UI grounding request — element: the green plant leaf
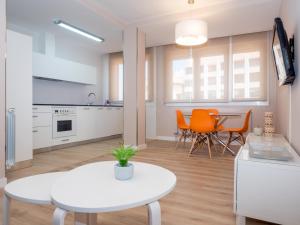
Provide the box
[112,145,136,167]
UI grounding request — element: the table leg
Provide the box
[211,133,236,156]
[147,201,161,225]
[3,193,11,225]
[236,215,246,225]
[53,208,68,225]
[74,213,97,225]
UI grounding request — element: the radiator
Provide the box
[6,108,15,169]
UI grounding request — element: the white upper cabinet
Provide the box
[32,52,97,85]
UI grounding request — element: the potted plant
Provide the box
[113,145,136,180]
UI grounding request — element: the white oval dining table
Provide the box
[51,161,177,225]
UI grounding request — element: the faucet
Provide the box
[87,92,96,105]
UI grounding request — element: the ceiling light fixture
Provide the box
[53,20,104,43]
[175,0,208,46]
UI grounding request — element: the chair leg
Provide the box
[207,135,212,159]
[189,136,197,156]
[175,133,183,149]
[223,132,232,155]
[183,131,187,147]
[240,133,245,145]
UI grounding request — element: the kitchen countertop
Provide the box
[33,104,123,107]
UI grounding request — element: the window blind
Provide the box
[109,48,154,102]
[109,52,123,102]
[231,32,268,101]
[163,31,269,103]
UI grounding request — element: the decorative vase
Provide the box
[114,163,134,180]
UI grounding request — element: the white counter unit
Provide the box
[234,133,300,225]
[33,106,123,149]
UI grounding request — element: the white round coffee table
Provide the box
[51,161,176,225]
[3,172,65,225]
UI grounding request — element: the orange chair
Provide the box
[175,110,190,149]
[189,109,216,159]
[222,110,252,154]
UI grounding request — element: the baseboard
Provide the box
[154,136,177,141]
[152,134,240,145]
[6,159,33,172]
[137,144,147,150]
[0,177,7,188]
[34,134,123,154]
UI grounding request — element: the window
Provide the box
[164,32,269,103]
[109,48,154,102]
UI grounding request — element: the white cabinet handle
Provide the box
[83,107,90,110]
[32,107,38,110]
[32,130,38,133]
[32,115,38,118]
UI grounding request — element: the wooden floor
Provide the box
[0,138,273,225]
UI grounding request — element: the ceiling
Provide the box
[7,0,282,55]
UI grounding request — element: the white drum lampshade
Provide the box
[175,19,208,46]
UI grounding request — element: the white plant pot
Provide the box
[114,163,134,180]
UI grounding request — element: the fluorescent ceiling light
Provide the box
[54,20,104,43]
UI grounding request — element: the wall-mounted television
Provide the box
[272,17,295,86]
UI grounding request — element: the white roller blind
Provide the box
[163,31,269,103]
[109,52,123,102]
[109,48,154,102]
[231,32,268,101]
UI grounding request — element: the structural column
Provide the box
[123,26,146,149]
[0,0,7,187]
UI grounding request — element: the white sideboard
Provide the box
[234,133,300,225]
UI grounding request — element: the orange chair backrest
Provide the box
[176,110,188,129]
[190,109,215,133]
[241,110,252,133]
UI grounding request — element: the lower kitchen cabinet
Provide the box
[53,136,77,146]
[77,107,97,141]
[77,106,123,141]
[33,106,123,149]
[32,126,52,149]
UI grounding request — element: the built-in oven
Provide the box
[52,107,77,139]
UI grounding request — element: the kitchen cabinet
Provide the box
[33,105,123,149]
[6,30,33,163]
[78,106,123,141]
[33,52,97,85]
[32,126,52,149]
[32,106,52,149]
[77,107,97,141]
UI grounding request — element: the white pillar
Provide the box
[0,0,7,187]
[123,26,146,149]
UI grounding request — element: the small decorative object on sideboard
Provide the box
[113,145,136,180]
[253,127,263,136]
[264,112,275,137]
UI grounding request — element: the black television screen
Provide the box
[272,17,295,86]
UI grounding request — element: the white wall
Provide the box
[277,0,300,153]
